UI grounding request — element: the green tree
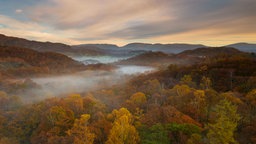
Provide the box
[139,123,201,144]
[207,99,241,144]
[139,124,169,144]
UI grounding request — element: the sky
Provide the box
[0,0,255,46]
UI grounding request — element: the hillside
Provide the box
[177,47,246,57]
[0,34,106,56]
[117,47,243,66]
[131,54,256,92]
[0,46,85,77]
[0,34,72,52]
[0,41,255,144]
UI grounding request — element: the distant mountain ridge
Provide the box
[226,43,256,53]
[78,44,119,50]
[1,33,256,56]
[121,43,206,54]
[75,42,207,54]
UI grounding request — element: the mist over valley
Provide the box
[0,0,256,142]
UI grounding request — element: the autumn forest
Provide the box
[2,0,256,143]
[0,33,255,144]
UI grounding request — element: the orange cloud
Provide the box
[0,0,255,46]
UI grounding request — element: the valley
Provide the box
[0,34,256,144]
[0,1,255,143]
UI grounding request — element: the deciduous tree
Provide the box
[67,114,95,144]
[207,99,240,144]
[106,108,140,144]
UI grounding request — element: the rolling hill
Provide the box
[0,46,85,77]
[116,47,249,67]
[177,47,246,57]
[0,34,107,56]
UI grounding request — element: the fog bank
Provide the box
[21,65,155,103]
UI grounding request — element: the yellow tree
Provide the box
[172,84,192,97]
[0,91,8,110]
[130,92,147,105]
[125,92,147,112]
[187,133,203,144]
[106,108,140,144]
[64,94,84,117]
[168,84,194,111]
[0,137,19,144]
[47,106,75,135]
[180,75,196,88]
[67,114,95,144]
[207,99,240,144]
[200,76,212,90]
[245,89,256,120]
[192,90,206,121]
[143,79,162,97]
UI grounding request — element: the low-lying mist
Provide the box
[116,65,155,75]
[72,55,132,65]
[21,65,156,103]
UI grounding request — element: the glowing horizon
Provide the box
[0,0,256,46]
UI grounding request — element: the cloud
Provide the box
[0,15,81,44]
[30,0,167,28]
[106,0,256,39]
[26,0,256,42]
[28,0,173,39]
[15,9,23,14]
[1,0,256,46]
